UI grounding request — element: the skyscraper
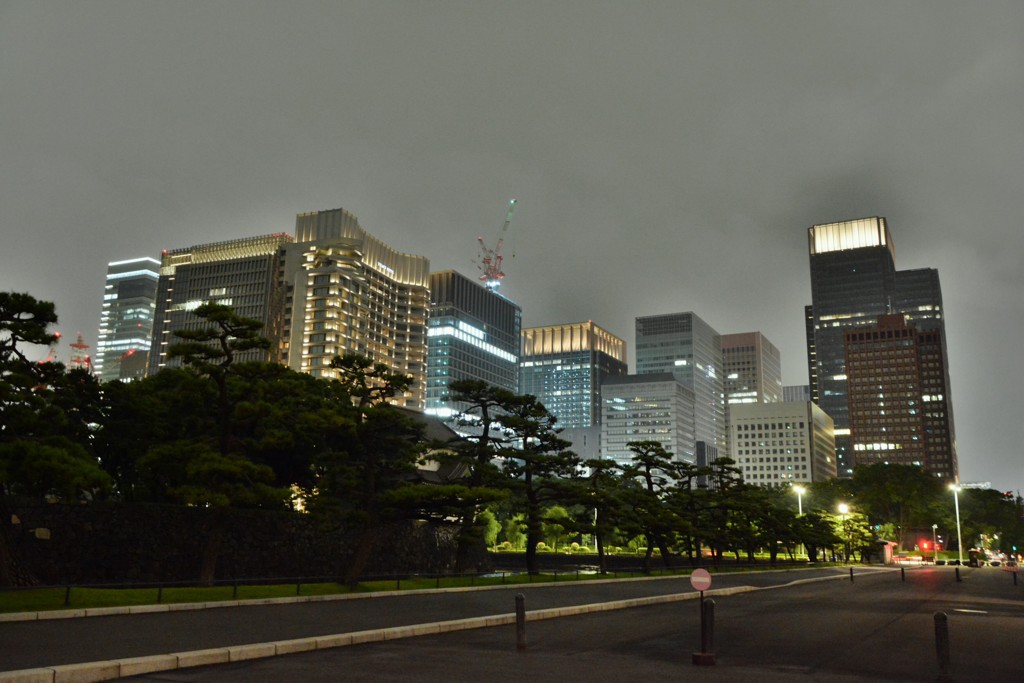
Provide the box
[520,321,627,430]
[600,373,696,468]
[147,235,292,376]
[282,208,430,410]
[95,257,159,383]
[806,217,949,477]
[729,401,836,486]
[721,331,782,406]
[844,314,957,480]
[635,312,725,452]
[425,270,521,418]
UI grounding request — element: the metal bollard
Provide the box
[64,585,71,607]
[157,584,163,603]
[934,612,951,681]
[232,582,238,599]
[850,567,854,582]
[692,598,716,665]
[955,567,961,583]
[515,593,527,652]
[901,567,906,582]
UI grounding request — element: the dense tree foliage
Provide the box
[5,293,1023,585]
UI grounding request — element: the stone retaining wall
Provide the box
[8,499,465,584]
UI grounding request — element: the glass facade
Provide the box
[634,312,725,452]
[148,235,292,376]
[600,373,696,468]
[426,270,521,417]
[806,217,952,478]
[721,331,782,405]
[95,257,159,383]
[520,321,627,429]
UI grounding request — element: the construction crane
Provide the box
[37,331,62,365]
[68,332,94,374]
[477,199,517,290]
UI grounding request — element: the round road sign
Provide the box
[690,568,712,591]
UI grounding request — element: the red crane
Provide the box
[477,199,517,290]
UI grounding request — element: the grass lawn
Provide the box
[0,559,834,615]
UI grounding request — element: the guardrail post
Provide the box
[934,612,951,681]
[692,598,716,665]
[515,593,527,652]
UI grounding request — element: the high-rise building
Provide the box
[282,208,430,410]
[635,312,725,452]
[147,235,292,376]
[729,401,836,485]
[425,270,521,418]
[806,217,948,477]
[600,373,696,468]
[520,321,627,430]
[783,385,811,403]
[95,257,160,383]
[721,332,782,406]
[844,314,957,480]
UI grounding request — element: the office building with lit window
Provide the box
[844,314,957,481]
[722,331,782,406]
[281,207,430,410]
[425,270,521,418]
[806,217,949,477]
[148,234,292,376]
[635,312,725,453]
[520,321,627,432]
[730,401,836,486]
[600,373,696,468]
[95,257,159,383]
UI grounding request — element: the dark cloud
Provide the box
[2,1,1021,492]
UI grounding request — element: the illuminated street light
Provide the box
[793,485,806,516]
[932,524,938,564]
[838,503,850,563]
[949,484,963,566]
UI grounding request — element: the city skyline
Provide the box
[1,2,1021,492]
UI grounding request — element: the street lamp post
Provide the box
[949,484,963,566]
[793,485,806,560]
[932,524,938,564]
[838,503,850,563]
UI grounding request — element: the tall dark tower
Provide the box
[806,217,952,479]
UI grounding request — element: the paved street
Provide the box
[1,567,855,672]
[119,566,1023,683]
[2,565,1021,682]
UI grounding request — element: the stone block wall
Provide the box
[8,499,465,585]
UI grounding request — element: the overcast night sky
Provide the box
[1,2,1021,493]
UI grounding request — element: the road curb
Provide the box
[0,568,873,682]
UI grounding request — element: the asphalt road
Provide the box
[118,565,1023,683]
[1,566,855,672]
